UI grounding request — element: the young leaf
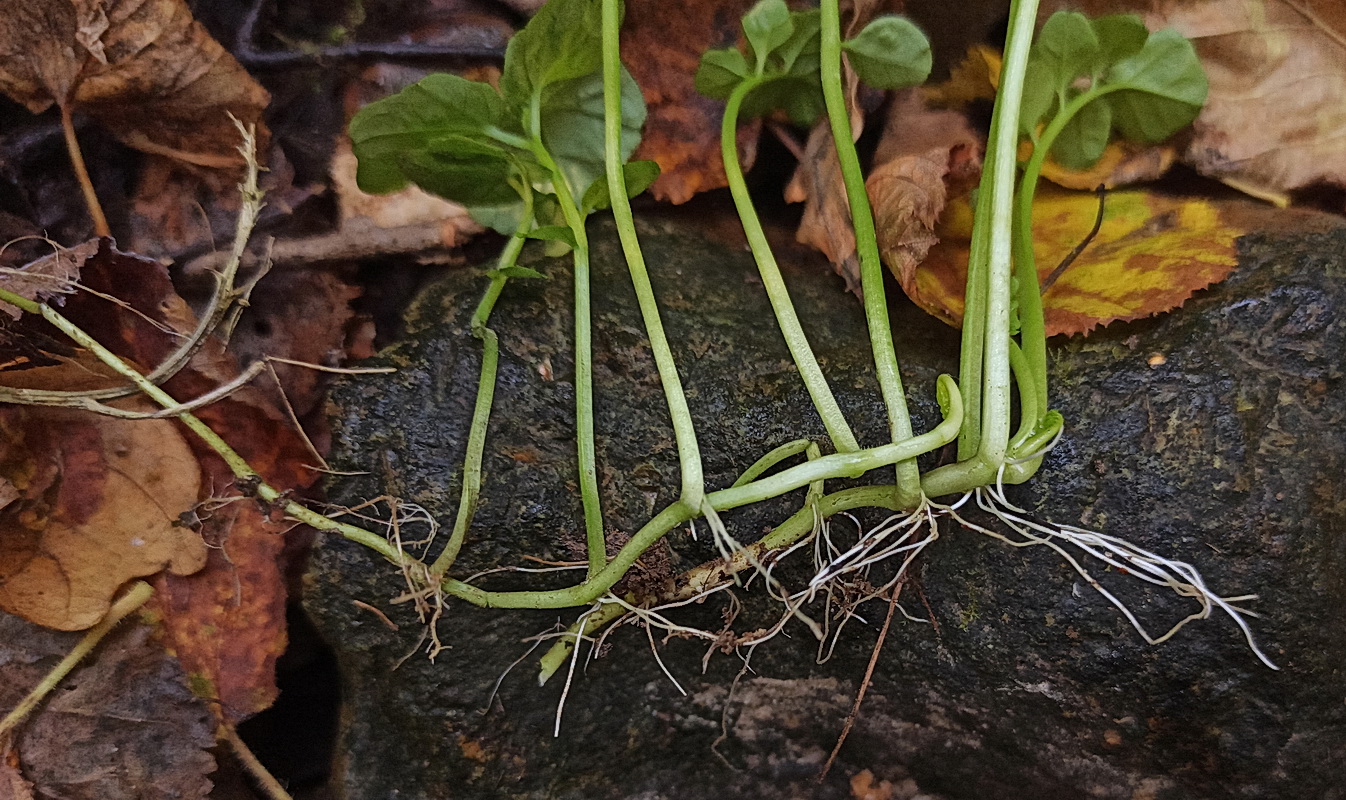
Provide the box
[525,225,579,248]
[500,0,605,120]
[740,75,825,126]
[774,9,821,75]
[1091,15,1148,65]
[742,0,793,72]
[539,68,646,201]
[1034,11,1102,90]
[1105,28,1207,143]
[842,16,932,91]
[349,74,506,194]
[695,48,751,99]
[1020,58,1057,135]
[488,265,549,280]
[1051,98,1111,170]
[396,135,521,207]
[581,160,662,212]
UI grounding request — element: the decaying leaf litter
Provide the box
[1,0,1344,797]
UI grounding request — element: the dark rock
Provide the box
[308,212,1346,800]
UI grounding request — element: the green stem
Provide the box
[531,141,607,577]
[974,0,1041,473]
[440,375,961,610]
[601,0,704,514]
[818,0,922,507]
[429,202,533,578]
[720,78,860,454]
[1012,85,1118,422]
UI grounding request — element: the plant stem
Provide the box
[531,141,607,577]
[440,375,961,611]
[60,104,110,238]
[0,581,153,738]
[429,201,533,578]
[720,79,860,454]
[818,0,922,508]
[1011,85,1119,426]
[601,0,704,514]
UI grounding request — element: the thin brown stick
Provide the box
[60,105,109,238]
[818,581,902,782]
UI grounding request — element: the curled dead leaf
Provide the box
[0,0,270,168]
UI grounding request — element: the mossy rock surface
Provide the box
[309,213,1346,800]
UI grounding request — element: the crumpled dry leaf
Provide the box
[0,0,270,168]
[0,240,95,321]
[905,184,1241,335]
[0,613,216,799]
[786,0,916,289]
[0,406,205,630]
[1042,0,1346,204]
[624,0,761,203]
[867,90,982,293]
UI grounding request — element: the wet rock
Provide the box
[308,213,1346,800]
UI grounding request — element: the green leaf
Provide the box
[740,74,825,125]
[1050,96,1111,169]
[469,203,527,235]
[1033,11,1101,91]
[581,160,661,212]
[1091,14,1148,65]
[349,74,506,194]
[695,48,751,99]
[742,0,793,71]
[396,137,521,208]
[842,16,931,90]
[1020,57,1057,135]
[538,67,647,202]
[1104,28,1207,143]
[488,265,548,280]
[525,225,579,248]
[500,0,606,118]
[775,9,820,74]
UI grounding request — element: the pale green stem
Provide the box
[440,375,961,610]
[818,0,922,507]
[720,78,861,454]
[429,204,533,578]
[601,0,704,513]
[531,141,607,577]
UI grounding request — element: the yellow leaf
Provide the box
[896,185,1241,336]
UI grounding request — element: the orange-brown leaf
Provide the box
[0,0,270,168]
[623,0,760,204]
[901,185,1242,336]
[0,405,205,630]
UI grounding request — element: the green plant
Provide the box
[0,0,1273,739]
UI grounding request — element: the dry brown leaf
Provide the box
[0,614,216,799]
[1042,0,1346,203]
[1,235,315,719]
[866,90,982,295]
[0,406,206,630]
[0,240,95,321]
[0,0,270,168]
[624,0,761,204]
[786,1,915,288]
